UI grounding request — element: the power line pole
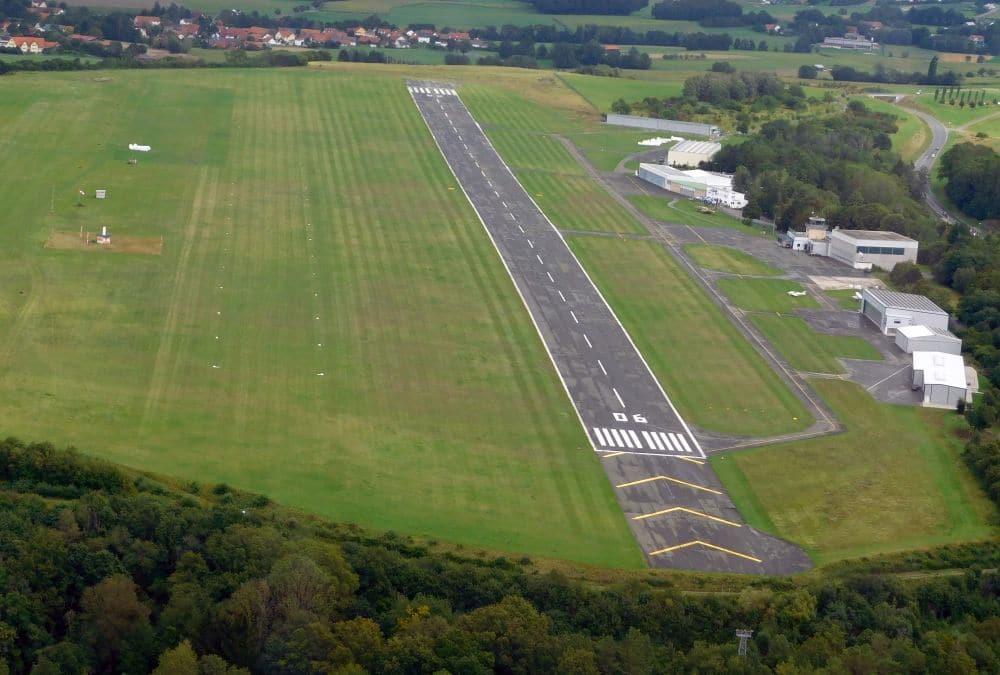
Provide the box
[736,629,753,657]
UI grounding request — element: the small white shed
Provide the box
[895,325,962,355]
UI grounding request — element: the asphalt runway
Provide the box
[408,82,812,574]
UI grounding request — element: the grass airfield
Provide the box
[0,62,994,568]
[0,67,643,567]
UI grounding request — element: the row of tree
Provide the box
[2,435,1000,674]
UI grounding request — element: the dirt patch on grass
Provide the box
[45,231,163,255]
[938,53,981,63]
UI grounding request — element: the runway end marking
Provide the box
[677,456,705,465]
[600,451,626,458]
[650,540,761,563]
[633,507,740,527]
[616,475,721,494]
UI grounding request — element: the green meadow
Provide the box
[0,67,643,568]
[713,380,996,564]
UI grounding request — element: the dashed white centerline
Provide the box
[570,310,579,323]
[494,190,500,197]
[527,239,534,249]
[557,290,566,302]
[546,272,555,283]
[518,225,525,233]
[501,201,507,208]
[597,359,607,376]
[536,254,544,265]
[612,387,625,408]
[583,333,592,348]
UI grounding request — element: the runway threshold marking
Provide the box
[650,540,762,563]
[633,507,740,527]
[616,475,722,494]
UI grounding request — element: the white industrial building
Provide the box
[895,325,962,355]
[861,288,949,336]
[829,229,918,271]
[606,114,720,138]
[667,140,721,168]
[912,351,975,408]
[636,163,748,209]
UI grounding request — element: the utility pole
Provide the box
[736,629,753,657]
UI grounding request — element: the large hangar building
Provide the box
[636,163,748,209]
[860,288,949,336]
[667,140,721,167]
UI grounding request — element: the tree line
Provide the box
[1,436,1000,674]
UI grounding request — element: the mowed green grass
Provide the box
[712,379,996,564]
[567,238,812,437]
[628,194,755,230]
[0,68,644,568]
[827,288,862,310]
[718,278,820,312]
[482,128,647,234]
[751,315,882,374]
[683,244,781,276]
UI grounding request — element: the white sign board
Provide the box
[95,189,107,199]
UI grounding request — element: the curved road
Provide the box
[903,103,955,224]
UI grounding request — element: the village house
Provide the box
[133,15,161,38]
[10,35,58,53]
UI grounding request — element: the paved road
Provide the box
[408,81,813,574]
[906,104,955,224]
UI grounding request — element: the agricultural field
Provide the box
[567,237,812,437]
[751,315,881,374]
[908,88,1000,127]
[0,67,645,568]
[713,379,997,564]
[718,277,820,313]
[683,244,781,276]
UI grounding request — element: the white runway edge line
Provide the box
[454,90,707,461]
[407,84,607,463]
[407,84,704,460]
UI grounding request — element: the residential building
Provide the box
[10,36,58,53]
[822,34,879,50]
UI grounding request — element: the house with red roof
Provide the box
[10,35,58,53]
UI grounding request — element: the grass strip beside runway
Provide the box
[751,315,882,375]
[567,237,812,437]
[712,379,997,565]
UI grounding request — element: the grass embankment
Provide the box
[0,68,643,568]
[683,244,781,276]
[713,379,997,565]
[567,237,812,437]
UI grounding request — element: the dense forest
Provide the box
[938,143,1000,221]
[705,100,935,239]
[1,436,1000,674]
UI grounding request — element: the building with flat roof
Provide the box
[822,34,878,51]
[606,114,720,139]
[912,351,974,408]
[829,229,918,271]
[895,325,962,355]
[636,163,747,209]
[667,140,721,168]
[861,288,949,336]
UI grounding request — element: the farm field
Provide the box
[718,278,820,313]
[712,379,996,564]
[0,67,645,568]
[751,315,882,374]
[567,237,812,437]
[683,244,781,276]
